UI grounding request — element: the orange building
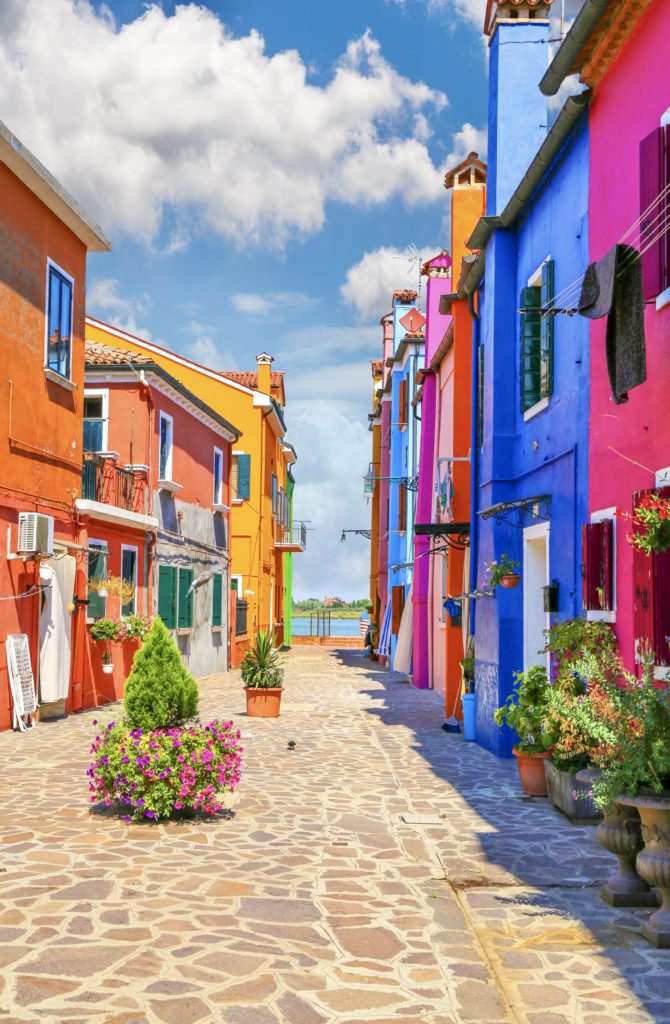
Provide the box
[78,340,240,707]
[0,120,111,731]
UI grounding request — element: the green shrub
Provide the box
[124,617,198,731]
[494,665,554,753]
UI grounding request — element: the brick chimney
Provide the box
[256,352,274,396]
[485,0,554,216]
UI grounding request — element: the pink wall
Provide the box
[588,1,670,668]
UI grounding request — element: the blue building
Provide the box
[465,0,591,756]
[386,289,424,667]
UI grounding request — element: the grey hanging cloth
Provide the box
[578,242,646,404]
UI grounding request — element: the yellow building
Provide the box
[85,318,305,662]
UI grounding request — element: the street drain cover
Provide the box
[401,814,444,825]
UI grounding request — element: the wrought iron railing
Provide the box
[276,522,307,549]
[81,456,137,512]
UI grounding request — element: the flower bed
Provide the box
[88,719,243,821]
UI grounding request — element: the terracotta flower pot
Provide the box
[620,791,670,947]
[499,574,520,589]
[513,749,548,796]
[245,687,282,718]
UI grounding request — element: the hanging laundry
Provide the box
[578,242,646,404]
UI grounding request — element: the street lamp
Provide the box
[340,529,372,542]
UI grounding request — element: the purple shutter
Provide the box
[633,489,655,663]
[582,522,603,611]
[640,128,664,301]
[652,485,670,665]
[601,518,614,612]
[663,125,670,294]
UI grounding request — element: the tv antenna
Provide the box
[393,243,424,310]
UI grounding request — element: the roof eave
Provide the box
[540,0,610,96]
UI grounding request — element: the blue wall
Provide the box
[474,113,590,757]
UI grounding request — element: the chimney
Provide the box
[484,0,554,216]
[444,152,487,282]
[256,352,274,396]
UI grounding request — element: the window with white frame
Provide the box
[159,412,173,480]
[87,540,108,620]
[213,447,223,505]
[121,546,138,616]
[45,261,74,380]
[83,390,108,452]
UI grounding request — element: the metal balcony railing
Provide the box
[82,455,139,513]
[275,522,307,550]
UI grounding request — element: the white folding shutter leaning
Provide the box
[6,634,38,731]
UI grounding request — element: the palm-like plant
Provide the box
[241,631,285,689]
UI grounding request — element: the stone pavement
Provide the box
[0,647,669,1024]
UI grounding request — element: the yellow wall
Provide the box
[84,318,291,642]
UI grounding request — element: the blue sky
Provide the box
[1,0,491,599]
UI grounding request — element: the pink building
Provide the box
[542,2,670,672]
[376,313,394,663]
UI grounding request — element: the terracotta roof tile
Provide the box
[85,340,153,366]
[393,289,418,305]
[484,0,554,36]
[220,370,284,391]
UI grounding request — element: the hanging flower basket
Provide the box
[486,555,521,592]
[627,493,670,555]
[499,574,521,589]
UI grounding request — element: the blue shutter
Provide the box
[237,454,251,501]
[212,573,223,628]
[158,565,177,629]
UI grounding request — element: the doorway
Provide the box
[523,522,550,673]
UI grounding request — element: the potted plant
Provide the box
[241,631,285,718]
[368,623,379,661]
[89,618,120,673]
[626,492,670,555]
[486,554,521,591]
[494,665,552,795]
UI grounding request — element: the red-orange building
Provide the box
[0,119,111,731]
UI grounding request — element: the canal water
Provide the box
[291,616,367,638]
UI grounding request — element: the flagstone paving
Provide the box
[0,646,669,1024]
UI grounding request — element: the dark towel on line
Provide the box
[578,242,646,404]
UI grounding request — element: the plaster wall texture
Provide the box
[586,1,670,669]
[377,397,391,626]
[475,95,590,756]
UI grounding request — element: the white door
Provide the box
[523,523,550,673]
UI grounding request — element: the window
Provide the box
[121,546,138,616]
[391,585,405,634]
[87,541,107,620]
[45,262,73,379]
[83,391,108,452]
[213,447,223,505]
[271,473,278,516]
[640,124,670,302]
[582,518,614,614]
[159,413,173,480]
[520,259,554,414]
[178,568,194,629]
[212,572,223,628]
[158,564,193,630]
[399,378,409,428]
[633,486,670,668]
[398,484,407,533]
[232,453,251,501]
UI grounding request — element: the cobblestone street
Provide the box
[1,647,669,1024]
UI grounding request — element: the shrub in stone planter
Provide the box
[88,720,243,821]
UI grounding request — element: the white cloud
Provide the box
[87,277,153,339]
[389,0,486,29]
[340,244,441,323]
[230,292,320,318]
[181,335,238,371]
[0,2,448,248]
[278,325,379,368]
[445,121,487,168]
[289,399,372,601]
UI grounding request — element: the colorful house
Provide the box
[540,0,670,676]
[374,314,394,664]
[84,320,304,662]
[80,339,240,701]
[0,120,111,730]
[368,359,384,625]
[467,0,591,756]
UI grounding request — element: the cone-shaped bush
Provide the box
[124,617,198,731]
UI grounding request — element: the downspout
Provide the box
[468,290,480,637]
[142,380,155,619]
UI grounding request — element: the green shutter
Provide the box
[237,454,251,501]
[540,259,554,399]
[178,568,193,628]
[520,286,542,412]
[158,565,177,629]
[87,546,107,619]
[212,572,223,628]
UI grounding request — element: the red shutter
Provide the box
[652,485,670,665]
[601,518,614,612]
[391,585,405,634]
[582,522,600,610]
[633,489,655,661]
[639,127,664,301]
[582,521,613,611]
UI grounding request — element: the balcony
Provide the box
[77,454,157,530]
[274,521,307,552]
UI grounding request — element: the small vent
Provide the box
[17,513,54,556]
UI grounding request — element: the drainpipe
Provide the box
[468,290,480,636]
[540,0,609,96]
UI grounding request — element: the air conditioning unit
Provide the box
[17,513,55,556]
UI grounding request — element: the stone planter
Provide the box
[577,770,657,908]
[513,749,548,797]
[620,791,670,948]
[245,687,283,718]
[545,760,602,822]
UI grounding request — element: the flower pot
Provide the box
[513,749,548,796]
[462,692,476,742]
[621,791,670,947]
[577,771,657,909]
[102,663,114,675]
[245,687,282,718]
[545,761,601,822]
[499,574,520,589]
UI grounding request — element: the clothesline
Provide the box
[0,583,52,602]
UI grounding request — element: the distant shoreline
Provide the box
[291,609,370,620]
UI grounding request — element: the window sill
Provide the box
[232,498,244,505]
[586,609,616,624]
[213,503,231,515]
[655,285,670,311]
[523,396,550,422]
[44,367,76,391]
[176,627,191,636]
[211,625,223,633]
[158,479,183,495]
[654,665,670,681]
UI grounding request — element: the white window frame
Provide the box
[231,450,245,504]
[231,574,243,594]
[86,538,108,623]
[585,507,617,624]
[213,446,224,505]
[44,258,76,389]
[523,257,552,422]
[120,544,139,615]
[159,411,174,481]
[83,388,109,452]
